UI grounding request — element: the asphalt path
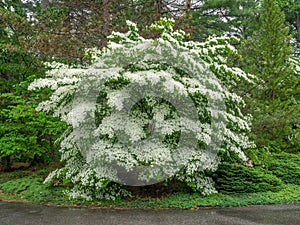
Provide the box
[0,201,299,225]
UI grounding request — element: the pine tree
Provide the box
[240,0,299,151]
[179,0,258,40]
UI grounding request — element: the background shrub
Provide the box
[264,152,300,185]
[213,163,283,193]
[245,148,300,185]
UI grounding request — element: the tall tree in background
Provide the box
[28,0,170,59]
[31,0,116,60]
[178,0,257,41]
[239,0,299,151]
[0,0,39,92]
[277,0,300,43]
[0,1,66,170]
[33,0,258,59]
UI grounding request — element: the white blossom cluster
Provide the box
[31,18,255,200]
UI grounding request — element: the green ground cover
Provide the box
[1,153,299,209]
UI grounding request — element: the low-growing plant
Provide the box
[213,163,283,193]
[0,175,66,203]
[0,169,299,208]
[245,148,300,185]
[264,152,300,185]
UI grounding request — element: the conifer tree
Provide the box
[240,0,299,151]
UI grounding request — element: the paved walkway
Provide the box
[0,201,299,225]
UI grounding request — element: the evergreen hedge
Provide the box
[214,163,283,193]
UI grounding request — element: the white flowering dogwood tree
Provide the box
[29,18,255,200]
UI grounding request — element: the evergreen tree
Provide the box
[179,0,258,41]
[239,0,299,151]
[276,0,300,43]
[0,1,66,170]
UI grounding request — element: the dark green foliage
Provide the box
[276,0,300,42]
[0,1,67,170]
[0,1,41,92]
[266,154,300,185]
[182,0,258,41]
[237,0,299,152]
[150,184,300,208]
[213,163,283,193]
[0,50,39,93]
[246,149,300,185]
[0,51,66,170]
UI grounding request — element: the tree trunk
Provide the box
[1,156,11,172]
[296,13,300,41]
[101,0,110,48]
[48,134,56,161]
[186,0,191,12]
[156,0,163,18]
